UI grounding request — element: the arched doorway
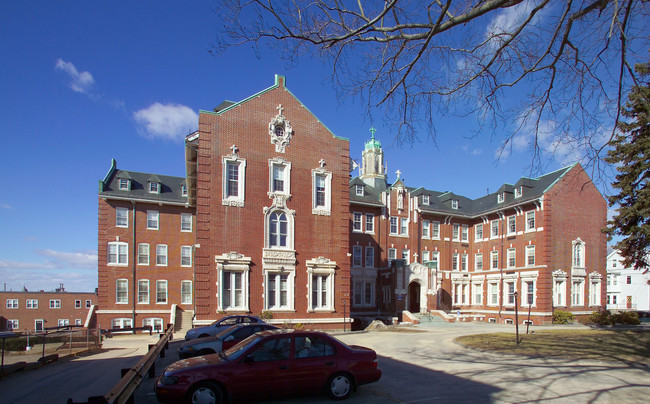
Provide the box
[408,282,421,313]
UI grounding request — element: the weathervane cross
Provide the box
[369,127,376,138]
[396,169,401,179]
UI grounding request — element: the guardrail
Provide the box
[68,323,173,404]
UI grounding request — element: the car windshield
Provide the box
[214,326,236,339]
[222,334,263,361]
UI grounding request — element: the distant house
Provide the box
[606,250,650,312]
[0,287,97,332]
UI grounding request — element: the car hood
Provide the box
[165,353,226,373]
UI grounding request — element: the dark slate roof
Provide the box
[349,177,384,206]
[99,160,188,205]
[350,164,575,217]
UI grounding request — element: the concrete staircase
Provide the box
[174,309,194,334]
[415,312,449,327]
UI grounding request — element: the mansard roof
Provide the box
[350,163,577,217]
[99,159,188,205]
[349,177,385,206]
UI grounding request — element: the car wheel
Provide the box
[187,381,224,404]
[327,373,353,400]
[196,348,216,356]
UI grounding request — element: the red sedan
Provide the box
[156,329,381,403]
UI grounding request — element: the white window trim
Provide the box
[138,279,150,304]
[452,223,460,241]
[389,217,398,235]
[264,207,295,250]
[26,299,38,309]
[461,224,469,242]
[475,223,483,241]
[216,253,251,312]
[148,181,160,194]
[472,282,483,306]
[525,245,536,267]
[400,218,408,236]
[356,184,364,196]
[507,215,516,235]
[365,213,374,234]
[116,207,129,228]
[552,270,567,306]
[521,274,538,307]
[118,178,131,191]
[107,241,128,266]
[504,280,517,307]
[181,245,192,267]
[490,250,499,270]
[388,248,397,264]
[353,277,376,308]
[352,245,363,267]
[156,280,168,304]
[138,243,150,266]
[365,246,375,268]
[352,212,363,233]
[264,269,295,311]
[306,257,336,313]
[156,244,168,267]
[268,157,292,196]
[515,186,522,198]
[571,278,585,306]
[116,279,128,304]
[431,221,440,240]
[507,248,516,269]
[475,253,483,271]
[181,280,193,305]
[147,210,159,230]
[488,282,500,306]
[222,154,247,207]
[422,220,430,239]
[181,213,192,232]
[490,220,499,239]
[312,168,332,216]
[525,211,536,232]
[49,299,61,309]
[6,299,18,309]
[422,195,430,205]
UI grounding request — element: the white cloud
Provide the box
[0,249,97,271]
[133,103,198,141]
[1,203,13,209]
[55,59,94,94]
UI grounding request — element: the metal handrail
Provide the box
[102,324,173,404]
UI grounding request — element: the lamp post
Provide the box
[513,291,520,345]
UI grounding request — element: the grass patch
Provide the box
[455,329,650,364]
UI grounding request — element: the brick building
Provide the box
[97,75,607,330]
[1,288,97,332]
[350,134,607,325]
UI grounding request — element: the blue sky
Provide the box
[0,1,619,292]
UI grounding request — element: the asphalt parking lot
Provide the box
[131,322,650,404]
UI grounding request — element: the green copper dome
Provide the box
[365,127,382,150]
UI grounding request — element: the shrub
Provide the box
[259,310,273,320]
[613,311,641,325]
[589,309,612,325]
[553,310,574,324]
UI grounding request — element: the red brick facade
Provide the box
[1,290,97,332]
[96,75,607,330]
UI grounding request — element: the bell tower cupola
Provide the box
[360,127,387,188]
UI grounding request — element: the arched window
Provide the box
[572,239,585,268]
[269,212,288,248]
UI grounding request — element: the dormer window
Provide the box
[514,186,522,198]
[181,185,188,197]
[149,182,160,194]
[497,193,505,203]
[355,185,364,196]
[422,195,429,205]
[118,178,131,191]
[451,200,458,209]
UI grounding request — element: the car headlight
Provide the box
[160,374,179,386]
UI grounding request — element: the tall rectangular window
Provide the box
[138,280,149,304]
[475,253,483,271]
[473,284,483,305]
[554,280,566,306]
[353,212,362,232]
[491,251,499,270]
[147,210,159,230]
[365,214,374,233]
[489,283,499,305]
[452,253,459,271]
[352,245,362,267]
[181,213,192,232]
[491,220,499,237]
[507,248,516,268]
[314,174,326,207]
[422,250,430,263]
[116,279,128,304]
[311,274,330,310]
[365,247,375,268]
[430,251,439,270]
[506,282,516,305]
[272,165,286,193]
[475,223,483,240]
[432,221,440,239]
[181,246,192,267]
[526,245,535,266]
[526,211,535,231]
[267,273,288,309]
[223,271,243,309]
[156,244,168,266]
[572,280,583,306]
[227,162,239,197]
[390,217,398,234]
[388,248,397,264]
[461,254,468,271]
[452,224,460,241]
[181,281,192,304]
[508,215,516,235]
[422,220,430,238]
[524,281,535,305]
[402,249,410,265]
[138,244,149,265]
[400,218,408,235]
[461,225,468,242]
[156,280,168,304]
[116,208,128,227]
